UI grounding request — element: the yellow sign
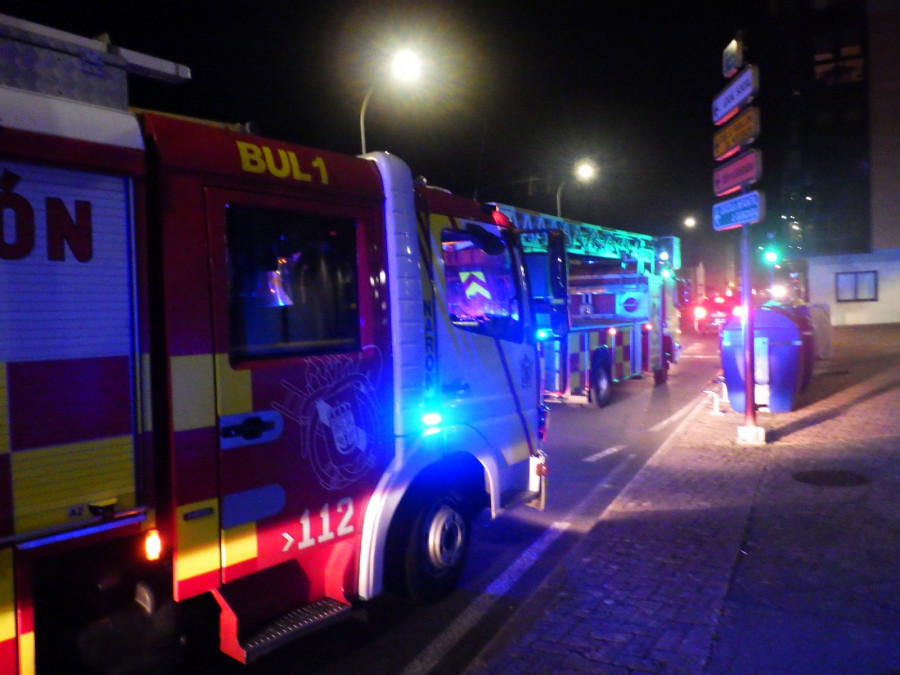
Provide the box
[713,107,760,160]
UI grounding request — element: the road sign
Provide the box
[713,106,760,160]
[712,190,765,231]
[722,38,743,78]
[713,149,762,196]
[712,65,759,125]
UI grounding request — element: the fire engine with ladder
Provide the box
[494,204,682,406]
[0,15,558,673]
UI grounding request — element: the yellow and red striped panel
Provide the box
[0,357,137,538]
[168,352,258,600]
[168,354,220,600]
[0,548,33,675]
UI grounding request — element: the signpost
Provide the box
[712,64,759,125]
[712,190,765,230]
[713,106,760,160]
[722,36,743,77]
[713,150,762,196]
[711,35,766,445]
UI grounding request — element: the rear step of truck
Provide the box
[212,565,352,664]
[240,598,351,663]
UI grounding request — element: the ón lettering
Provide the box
[0,170,92,262]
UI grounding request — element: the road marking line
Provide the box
[404,393,708,674]
[649,398,699,432]
[584,444,626,462]
[401,522,571,675]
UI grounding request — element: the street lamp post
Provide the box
[556,160,597,218]
[360,49,422,155]
[359,86,376,155]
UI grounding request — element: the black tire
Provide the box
[590,362,612,408]
[388,488,470,603]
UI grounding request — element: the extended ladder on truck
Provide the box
[493,203,682,407]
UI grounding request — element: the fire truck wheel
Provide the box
[591,364,612,408]
[388,488,470,603]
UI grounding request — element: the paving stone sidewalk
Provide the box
[466,325,900,674]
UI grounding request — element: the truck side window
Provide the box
[442,227,523,342]
[226,204,360,362]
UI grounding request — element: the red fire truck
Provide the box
[495,204,682,406]
[0,15,555,673]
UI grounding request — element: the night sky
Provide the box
[1,1,775,281]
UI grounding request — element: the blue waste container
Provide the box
[720,306,805,413]
[767,301,816,391]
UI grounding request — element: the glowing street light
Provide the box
[390,49,422,82]
[360,49,422,155]
[556,159,597,218]
[684,216,697,229]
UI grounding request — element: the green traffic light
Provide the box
[764,249,779,264]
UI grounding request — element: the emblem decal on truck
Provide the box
[275,349,384,491]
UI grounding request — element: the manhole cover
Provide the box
[793,469,871,487]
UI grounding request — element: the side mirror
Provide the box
[547,229,569,337]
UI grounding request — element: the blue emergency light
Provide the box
[422,411,442,427]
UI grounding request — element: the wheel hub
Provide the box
[426,505,465,570]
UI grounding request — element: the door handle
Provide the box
[221,416,275,440]
[219,410,284,450]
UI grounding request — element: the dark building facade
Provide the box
[753,0,871,259]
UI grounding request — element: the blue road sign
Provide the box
[712,190,765,231]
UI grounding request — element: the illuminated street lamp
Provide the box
[684,216,697,229]
[360,49,422,155]
[556,160,597,218]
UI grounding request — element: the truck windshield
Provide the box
[441,227,523,342]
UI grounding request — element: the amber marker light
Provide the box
[144,529,162,561]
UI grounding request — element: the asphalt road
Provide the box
[183,334,721,675]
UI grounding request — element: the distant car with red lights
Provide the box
[691,295,741,334]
